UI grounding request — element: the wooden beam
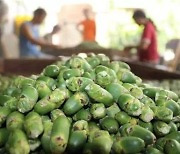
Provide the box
[1,53,180,80]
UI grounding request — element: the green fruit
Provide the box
[24,112,43,139]
[165,131,180,143]
[73,108,91,121]
[154,106,173,122]
[126,125,156,145]
[6,111,24,130]
[112,136,145,154]
[90,103,106,119]
[106,103,120,118]
[88,130,113,154]
[63,92,89,116]
[5,129,30,154]
[138,120,153,132]
[44,64,60,78]
[67,130,87,153]
[50,115,70,153]
[66,77,93,92]
[0,128,9,147]
[115,111,131,125]
[155,137,167,151]
[117,93,142,116]
[106,83,128,102]
[85,83,113,107]
[100,117,119,134]
[164,139,180,154]
[145,147,163,154]
[153,121,171,137]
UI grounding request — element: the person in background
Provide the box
[44,25,61,43]
[0,0,8,57]
[124,10,159,64]
[19,8,60,58]
[77,8,96,42]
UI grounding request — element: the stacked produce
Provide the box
[0,53,180,154]
[0,75,15,94]
[145,80,180,97]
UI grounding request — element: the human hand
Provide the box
[122,46,134,57]
[124,46,133,52]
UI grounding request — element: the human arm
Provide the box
[138,38,151,50]
[21,23,60,49]
[124,23,153,52]
[124,42,149,52]
[138,23,153,51]
[124,45,138,51]
[124,38,151,51]
[76,21,84,34]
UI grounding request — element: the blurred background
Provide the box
[0,0,180,70]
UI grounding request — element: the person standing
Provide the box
[0,0,8,57]
[19,8,59,58]
[125,10,159,64]
[77,8,96,42]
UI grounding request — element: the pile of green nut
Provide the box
[0,75,15,94]
[0,53,180,154]
[145,80,180,97]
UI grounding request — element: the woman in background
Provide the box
[125,10,159,64]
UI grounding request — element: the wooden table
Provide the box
[0,58,57,76]
[43,47,122,59]
[115,57,180,80]
[0,56,180,80]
